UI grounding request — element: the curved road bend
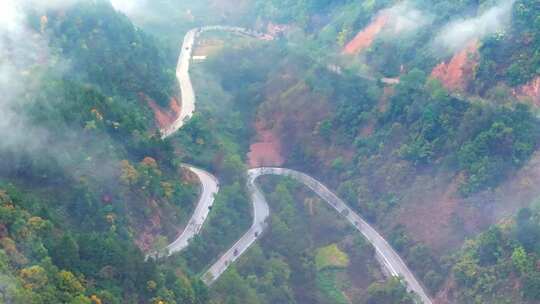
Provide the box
[160,25,431,304]
[146,164,219,259]
[201,169,271,283]
[161,28,197,138]
[157,26,271,254]
[158,28,221,256]
[166,165,219,255]
[157,26,272,253]
[161,26,271,139]
[203,167,432,304]
[156,27,270,255]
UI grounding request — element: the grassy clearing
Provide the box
[315,243,350,271]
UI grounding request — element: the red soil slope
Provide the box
[142,93,182,129]
[431,40,479,91]
[513,76,540,106]
[247,120,284,168]
[343,14,389,55]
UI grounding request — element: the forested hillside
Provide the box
[0,1,207,303]
[229,0,540,303]
[3,0,540,303]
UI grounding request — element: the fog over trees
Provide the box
[0,1,539,303]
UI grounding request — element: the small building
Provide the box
[192,55,207,61]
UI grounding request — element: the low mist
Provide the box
[432,0,516,55]
[110,0,147,16]
[0,0,119,183]
[0,1,54,152]
[382,1,433,37]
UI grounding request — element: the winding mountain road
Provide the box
[160,28,197,138]
[166,165,219,255]
[202,169,270,283]
[157,26,268,255]
[223,167,431,304]
[161,26,272,139]
[161,26,432,304]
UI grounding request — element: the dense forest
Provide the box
[448,203,540,303]
[234,0,540,303]
[185,0,540,302]
[2,0,540,303]
[210,177,415,304]
[1,2,206,303]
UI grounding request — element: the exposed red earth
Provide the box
[247,120,285,168]
[142,93,182,129]
[343,13,389,55]
[430,40,479,91]
[144,25,433,302]
[513,76,540,106]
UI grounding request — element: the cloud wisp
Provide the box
[110,0,151,18]
[0,1,107,171]
[432,0,516,55]
[381,1,433,37]
[0,1,53,152]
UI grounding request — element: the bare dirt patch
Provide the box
[513,75,540,106]
[247,119,285,168]
[430,40,479,92]
[142,93,182,129]
[254,71,349,171]
[343,14,389,55]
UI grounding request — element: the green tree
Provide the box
[50,234,80,270]
[511,246,532,275]
[366,277,415,304]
